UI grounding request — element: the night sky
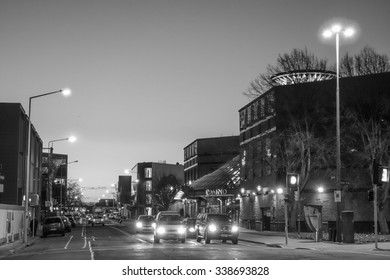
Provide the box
[1,0,389,201]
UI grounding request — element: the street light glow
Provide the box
[277,188,283,194]
[68,136,77,143]
[61,88,72,96]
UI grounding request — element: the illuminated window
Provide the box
[146,181,152,191]
[146,194,152,204]
[145,167,152,178]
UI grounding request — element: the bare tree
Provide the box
[340,46,390,77]
[244,48,331,98]
[153,175,182,211]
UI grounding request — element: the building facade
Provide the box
[238,72,390,232]
[131,162,184,217]
[184,136,240,185]
[0,103,43,243]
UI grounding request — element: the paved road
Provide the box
[2,219,390,260]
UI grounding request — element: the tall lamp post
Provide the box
[323,24,354,243]
[24,88,71,243]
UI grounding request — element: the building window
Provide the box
[145,181,152,191]
[253,101,258,120]
[247,106,252,123]
[146,194,152,204]
[145,168,152,178]
[240,110,247,129]
[260,98,265,118]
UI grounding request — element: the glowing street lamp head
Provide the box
[331,24,342,33]
[277,188,283,194]
[344,28,354,37]
[68,136,77,143]
[61,88,72,96]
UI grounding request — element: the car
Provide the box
[42,216,66,237]
[92,215,105,226]
[60,216,72,232]
[153,211,186,243]
[196,213,239,244]
[136,215,155,233]
[183,218,197,238]
[65,214,76,227]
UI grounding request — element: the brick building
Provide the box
[238,72,390,232]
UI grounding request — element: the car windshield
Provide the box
[45,217,61,224]
[139,216,154,221]
[207,215,231,223]
[159,215,182,222]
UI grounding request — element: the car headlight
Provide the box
[189,227,195,232]
[209,224,217,232]
[178,227,186,234]
[136,222,142,228]
[152,222,156,229]
[157,227,166,234]
[232,225,239,232]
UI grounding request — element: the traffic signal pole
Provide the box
[374,183,378,249]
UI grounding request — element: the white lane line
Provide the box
[88,240,95,260]
[110,225,147,243]
[64,235,74,249]
[82,236,87,249]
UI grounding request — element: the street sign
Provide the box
[334,190,341,202]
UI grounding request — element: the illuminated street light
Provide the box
[277,188,284,194]
[322,21,356,243]
[318,186,325,193]
[24,88,71,243]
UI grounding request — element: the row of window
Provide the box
[184,142,198,160]
[240,117,275,144]
[240,92,275,130]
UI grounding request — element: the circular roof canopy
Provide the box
[271,70,336,86]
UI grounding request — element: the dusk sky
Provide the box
[1,0,389,201]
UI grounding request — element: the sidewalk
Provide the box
[0,233,40,259]
[238,227,390,253]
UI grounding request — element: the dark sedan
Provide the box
[196,213,239,244]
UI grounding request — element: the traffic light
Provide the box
[373,160,389,186]
[367,190,374,201]
[287,173,299,190]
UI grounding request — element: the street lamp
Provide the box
[47,136,77,212]
[322,22,355,243]
[24,88,71,243]
[58,160,79,214]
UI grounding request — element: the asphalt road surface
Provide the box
[2,219,390,260]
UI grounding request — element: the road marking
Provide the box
[110,225,147,243]
[64,235,73,249]
[82,236,87,249]
[88,240,94,260]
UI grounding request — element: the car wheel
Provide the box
[222,239,227,243]
[62,232,65,237]
[180,238,185,243]
[205,230,211,244]
[154,235,160,244]
[92,223,94,227]
[232,237,238,245]
[102,224,105,226]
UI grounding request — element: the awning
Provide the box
[190,155,240,196]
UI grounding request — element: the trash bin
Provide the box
[342,211,354,243]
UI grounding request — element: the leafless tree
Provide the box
[243,48,331,98]
[340,46,390,77]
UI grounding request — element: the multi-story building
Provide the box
[0,103,43,243]
[183,136,240,185]
[41,152,68,214]
[131,161,184,217]
[238,72,390,232]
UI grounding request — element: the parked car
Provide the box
[136,215,155,233]
[42,216,66,237]
[196,213,239,244]
[92,215,105,226]
[65,214,76,227]
[61,216,72,232]
[153,211,186,243]
[183,218,197,238]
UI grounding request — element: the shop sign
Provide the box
[205,188,228,196]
